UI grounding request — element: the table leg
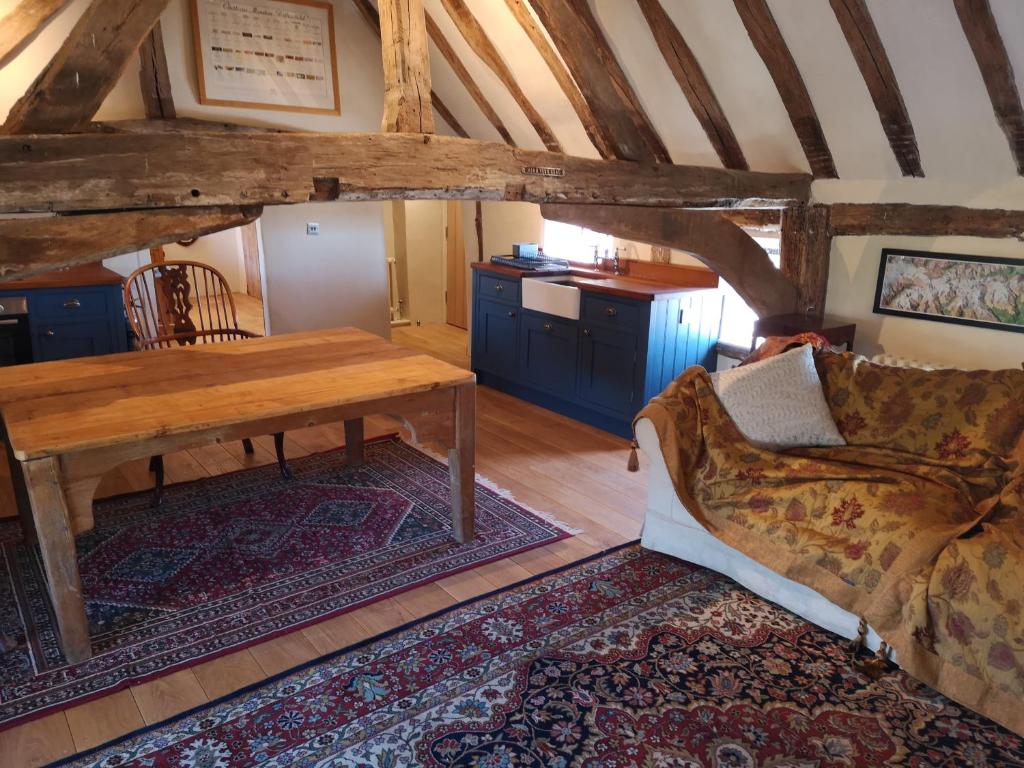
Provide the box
[3,439,36,545]
[22,457,92,664]
[344,418,364,466]
[448,383,475,543]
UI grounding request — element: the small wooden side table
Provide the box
[751,313,857,353]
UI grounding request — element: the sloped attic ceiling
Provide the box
[419,0,1023,183]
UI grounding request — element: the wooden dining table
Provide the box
[0,327,476,663]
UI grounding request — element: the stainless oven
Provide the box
[0,297,32,366]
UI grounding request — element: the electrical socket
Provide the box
[306,222,320,236]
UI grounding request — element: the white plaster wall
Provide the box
[163,228,246,294]
[825,236,1024,370]
[260,202,390,339]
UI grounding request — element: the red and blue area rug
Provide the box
[52,544,1024,767]
[0,437,573,732]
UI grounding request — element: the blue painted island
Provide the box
[470,262,722,438]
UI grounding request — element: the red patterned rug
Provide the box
[0,437,573,732]
[52,544,1024,767]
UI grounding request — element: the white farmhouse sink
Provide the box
[521,276,584,319]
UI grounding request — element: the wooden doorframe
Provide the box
[445,200,468,329]
[240,220,263,300]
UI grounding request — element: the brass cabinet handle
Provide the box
[64,298,81,309]
[605,306,617,317]
[583,328,591,337]
[495,284,504,293]
[506,310,515,318]
[45,329,55,337]
[543,322,553,332]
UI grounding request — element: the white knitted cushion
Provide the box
[710,345,846,450]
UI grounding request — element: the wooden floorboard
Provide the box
[1,322,645,766]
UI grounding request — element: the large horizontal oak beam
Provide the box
[541,203,799,317]
[0,131,810,213]
[0,206,262,282]
[830,203,1024,240]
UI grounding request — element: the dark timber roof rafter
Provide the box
[733,0,838,178]
[2,0,170,134]
[528,0,670,163]
[424,12,514,145]
[439,0,561,152]
[953,0,1024,175]
[138,21,176,120]
[829,0,922,177]
[502,0,613,159]
[635,0,748,171]
[0,0,73,70]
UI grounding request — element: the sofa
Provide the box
[635,348,1024,735]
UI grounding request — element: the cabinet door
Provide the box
[472,298,519,379]
[578,325,639,416]
[519,313,578,398]
[33,320,113,362]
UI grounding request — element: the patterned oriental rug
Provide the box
[53,545,1024,768]
[0,437,573,732]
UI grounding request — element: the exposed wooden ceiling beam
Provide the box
[138,20,175,120]
[954,0,1024,175]
[529,0,670,163]
[635,0,747,171]
[829,0,921,177]
[0,131,811,214]
[378,0,434,133]
[830,203,1024,239]
[2,0,170,134]
[541,203,799,317]
[733,0,837,178]
[0,0,73,70]
[716,208,780,231]
[424,12,514,145]
[88,117,290,134]
[351,0,467,137]
[501,0,612,158]
[0,206,262,282]
[439,0,560,152]
[780,204,832,317]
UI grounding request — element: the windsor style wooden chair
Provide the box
[123,261,290,505]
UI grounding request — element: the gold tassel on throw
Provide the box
[627,439,639,472]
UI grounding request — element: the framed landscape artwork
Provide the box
[191,0,340,115]
[873,248,1024,334]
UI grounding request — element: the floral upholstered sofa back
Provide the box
[816,353,1024,500]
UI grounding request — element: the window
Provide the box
[541,219,613,264]
[717,235,781,349]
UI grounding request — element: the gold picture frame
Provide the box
[191,0,341,115]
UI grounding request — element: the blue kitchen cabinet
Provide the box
[578,324,639,417]
[519,312,578,399]
[0,268,129,364]
[473,297,519,379]
[471,267,721,438]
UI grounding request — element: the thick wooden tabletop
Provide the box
[1,328,475,461]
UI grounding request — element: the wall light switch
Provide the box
[306,222,320,236]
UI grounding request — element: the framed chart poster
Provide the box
[191,0,341,115]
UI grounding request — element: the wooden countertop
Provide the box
[471,261,717,301]
[0,263,124,291]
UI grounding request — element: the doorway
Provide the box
[445,200,468,329]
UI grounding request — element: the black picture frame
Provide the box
[873,248,1024,334]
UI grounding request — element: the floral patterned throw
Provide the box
[636,349,1024,735]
